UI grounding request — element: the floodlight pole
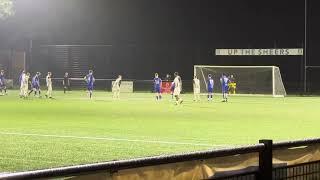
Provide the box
[304,0,308,93]
[28,39,33,71]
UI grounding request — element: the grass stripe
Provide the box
[0,132,231,148]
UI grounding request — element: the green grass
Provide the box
[0,90,319,172]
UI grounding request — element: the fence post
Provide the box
[258,139,273,180]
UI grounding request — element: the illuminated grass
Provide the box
[0,90,319,172]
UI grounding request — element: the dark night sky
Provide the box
[0,0,319,92]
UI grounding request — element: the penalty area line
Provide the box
[0,132,231,148]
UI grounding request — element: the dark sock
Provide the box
[159,95,162,99]
[156,96,158,100]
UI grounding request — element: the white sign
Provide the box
[215,48,304,56]
[112,81,133,93]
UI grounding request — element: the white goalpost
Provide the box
[194,65,287,97]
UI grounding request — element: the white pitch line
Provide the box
[0,132,231,147]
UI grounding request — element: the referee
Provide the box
[63,72,71,93]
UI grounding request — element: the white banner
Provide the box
[112,81,133,93]
[215,48,303,56]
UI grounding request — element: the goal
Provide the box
[194,65,286,97]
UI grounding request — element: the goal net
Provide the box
[194,65,286,97]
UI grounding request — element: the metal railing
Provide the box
[273,160,320,180]
[0,144,264,180]
[1,138,320,180]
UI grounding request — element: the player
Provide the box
[0,70,7,95]
[112,75,122,99]
[170,81,175,99]
[220,73,230,102]
[63,72,70,94]
[193,75,200,101]
[22,72,31,98]
[84,70,95,99]
[19,70,26,97]
[173,72,183,105]
[29,72,41,97]
[228,74,236,94]
[45,72,53,98]
[207,74,214,101]
[153,73,162,100]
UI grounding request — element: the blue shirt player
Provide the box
[0,70,7,95]
[154,73,162,100]
[84,70,95,99]
[220,74,229,102]
[170,81,175,99]
[207,74,214,101]
[29,72,41,97]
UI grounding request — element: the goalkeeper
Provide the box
[228,74,236,94]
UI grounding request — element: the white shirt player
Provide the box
[46,75,52,87]
[193,78,200,89]
[113,75,122,99]
[19,73,26,97]
[193,78,200,93]
[21,73,26,88]
[113,77,121,90]
[173,76,181,96]
[193,77,201,101]
[46,73,53,98]
[22,74,30,97]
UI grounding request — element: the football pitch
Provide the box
[0,90,319,172]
